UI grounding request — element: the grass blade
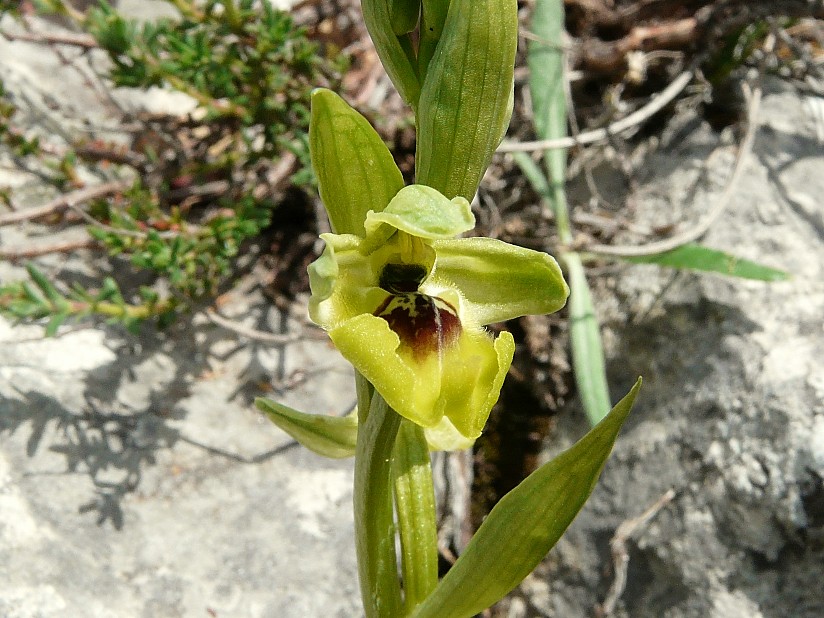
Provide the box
[612,243,790,281]
[566,252,611,425]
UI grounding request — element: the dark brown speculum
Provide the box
[374,290,461,359]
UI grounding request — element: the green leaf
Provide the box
[392,419,438,612]
[361,0,421,106]
[388,0,420,35]
[309,89,405,236]
[511,151,550,198]
[355,393,403,618]
[566,252,611,425]
[255,398,358,459]
[528,0,565,143]
[25,263,62,305]
[528,0,572,243]
[412,379,641,618]
[415,0,517,201]
[45,312,69,337]
[614,243,791,281]
[418,0,450,77]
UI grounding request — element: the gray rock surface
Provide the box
[1,7,360,618]
[508,80,824,618]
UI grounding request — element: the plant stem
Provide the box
[392,419,439,612]
[354,388,403,618]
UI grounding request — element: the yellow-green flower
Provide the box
[308,185,568,449]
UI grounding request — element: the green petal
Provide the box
[308,233,387,330]
[431,237,569,325]
[310,89,404,235]
[415,0,517,200]
[365,185,475,241]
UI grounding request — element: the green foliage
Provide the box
[0,0,346,333]
[0,264,176,334]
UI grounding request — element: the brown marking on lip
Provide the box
[374,293,461,359]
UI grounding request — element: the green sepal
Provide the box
[361,0,422,107]
[415,0,517,200]
[309,89,404,236]
[411,379,642,618]
[431,237,569,326]
[255,398,358,459]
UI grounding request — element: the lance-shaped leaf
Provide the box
[411,379,642,618]
[255,398,357,459]
[613,243,791,281]
[566,252,611,425]
[392,419,438,611]
[529,0,573,244]
[355,393,403,618]
[309,89,404,236]
[361,0,421,106]
[415,0,517,201]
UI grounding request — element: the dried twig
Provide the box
[498,70,694,153]
[587,82,762,257]
[205,308,302,345]
[0,237,97,260]
[0,180,130,226]
[0,29,97,49]
[596,489,676,617]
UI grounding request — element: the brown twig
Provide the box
[596,489,676,617]
[587,82,762,257]
[0,29,97,49]
[0,180,131,226]
[205,308,302,345]
[0,237,98,260]
[497,70,694,153]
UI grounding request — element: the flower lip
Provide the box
[374,292,462,360]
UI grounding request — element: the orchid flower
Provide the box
[308,184,567,448]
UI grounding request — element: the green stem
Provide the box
[354,388,403,618]
[392,419,438,613]
[82,299,174,319]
